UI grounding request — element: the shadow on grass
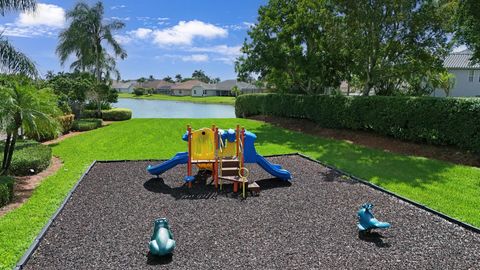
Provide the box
[358,231,391,248]
[250,123,456,189]
[146,252,173,265]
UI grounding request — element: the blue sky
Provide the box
[0,0,267,80]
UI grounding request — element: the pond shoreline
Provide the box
[114,98,236,118]
[117,93,235,105]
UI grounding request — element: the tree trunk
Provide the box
[1,132,12,174]
[4,130,18,174]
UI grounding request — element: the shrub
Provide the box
[81,109,101,119]
[0,176,14,207]
[133,88,144,96]
[58,114,75,134]
[236,93,480,151]
[0,140,52,176]
[101,108,132,121]
[72,118,103,131]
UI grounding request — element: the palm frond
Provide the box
[0,36,38,77]
[0,0,36,15]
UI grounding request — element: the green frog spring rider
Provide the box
[149,218,176,256]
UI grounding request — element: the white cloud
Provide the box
[1,3,65,38]
[17,3,65,28]
[111,5,126,10]
[181,54,209,62]
[129,28,153,39]
[188,45,242,64]
[109,16,131,21]
[114,34,133,45]
[152,20,227,46]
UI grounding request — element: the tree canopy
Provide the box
[456,0,480,63]
[56,1,127,82]
[237,0,456,96]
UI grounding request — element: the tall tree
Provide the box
[0,76,60,175]
[236,0,346,94]
[56,1,127,82]
[456,0,480,63]
[163,76,174,83]
[0,0,38,77]
[175,74,182,82]
[337,0,455,95]
[192,69,211,83]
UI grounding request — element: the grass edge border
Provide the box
[14,153,480,269]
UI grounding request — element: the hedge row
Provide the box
[81,108,132,121]
[101,108,132,121]
[235,93,480,151]
[72,119,103,131]
[0,140,52,176]
[0,176,14,207]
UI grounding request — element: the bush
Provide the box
[101,108,132,121]
[0,176,14,207]
[133,88,144,96]
[81,109,101,119]
[0,140,52,176]
[236,93,480,151]
[58,114,75,134]
[72,118,103,131]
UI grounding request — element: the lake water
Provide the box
[114,98,236,118]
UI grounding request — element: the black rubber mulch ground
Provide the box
[23,155,480,269]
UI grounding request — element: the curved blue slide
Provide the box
[147,152,188,176]
[255,154,291,181]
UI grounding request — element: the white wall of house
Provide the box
[115,86,134,93]
[433,69,480,97]
[172,89,190,96]
[191,86,206,97]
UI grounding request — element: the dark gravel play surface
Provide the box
[23,155,480,269]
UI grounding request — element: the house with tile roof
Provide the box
[139,80,174,94]
[171,80,207,96]
[111,81,137,93]
[433,49,480,97]
[214,80,262,96]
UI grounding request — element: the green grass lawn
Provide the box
[118,93,236,105]
[1,118,479,269]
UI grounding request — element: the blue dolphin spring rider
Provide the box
[149,218,176,256]
[357,203,391,232]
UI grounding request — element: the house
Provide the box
[111,81,137,93]
[433,49,480,97]
[214,80,262,96]
[139,80,174,95]
[171,80,207,96]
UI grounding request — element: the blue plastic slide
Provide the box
[147,152,188,176]
[255,154,291,181]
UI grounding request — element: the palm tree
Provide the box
[56,1,127,83]
[0,0,38,77]
[0,78,60,175]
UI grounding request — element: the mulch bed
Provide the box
[22,155,480,269]
[251,115,480,167]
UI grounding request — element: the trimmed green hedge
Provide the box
[236,93,480,151]
[102,108,132,121]
[0,140,52,176]
[0,176,14,207]
[82,108,132,121]
[72,118,103,131]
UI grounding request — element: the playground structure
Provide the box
[147,125,291,197]
[357,203,391,233]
